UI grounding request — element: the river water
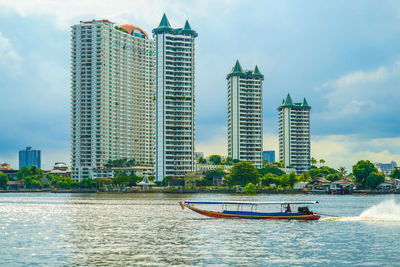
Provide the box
[1,193,400,266]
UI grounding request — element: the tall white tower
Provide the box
[278,94,311,174]
[71,20,155,180]
[227,60,264,168]
[153,14,198,182]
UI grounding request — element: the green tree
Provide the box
[30,166,44,177]
[260,173,279,187]
[338,166,347,178]
[366,172,385,189]
[198,157,207,164]
[243,183,257,194]
[258,166,285,176]
[203,168,225,186]
[310,157,317,166]
[226,162,261,187]
[390,168,400,180]
[80,179,97,188]
[0,173,8,189]
[287,172,298,189]
[209,155,222,165]
[225,157,234,165]
[319,159,326,166]
[353,160,377,187]
[16,166,32,179]
[326,173,341,182]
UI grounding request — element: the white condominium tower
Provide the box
[71,20,155,180]
[227,60,264,168]
[153,14,197,182]
[278,94,311,174]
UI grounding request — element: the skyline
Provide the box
[1,0,400,170]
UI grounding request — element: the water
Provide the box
[1,193,400,266]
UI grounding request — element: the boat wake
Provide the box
[322,199,400,222]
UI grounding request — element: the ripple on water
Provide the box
[0,193,400,266]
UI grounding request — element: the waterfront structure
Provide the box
[71,20,155,181]
[89,166,154,180]
[19,146,41,169]
[0,163,12,170]
[278,94,311,174]
[263,151,275,164]
[153,14,198,182]
[374,161,397,176]
[227,60,263,168]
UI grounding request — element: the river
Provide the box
[1,193,400,266]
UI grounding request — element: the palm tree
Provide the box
[310,157,317,166]
[338,166,347,178]
[319,159,326,166]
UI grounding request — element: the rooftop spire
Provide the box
[302,97,309,107]
[183,20,192,31]
[253,65,261,75]
[158,13,171,28]
[232,60,243,73]
[284,93,294,106]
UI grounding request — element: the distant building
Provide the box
[0,163,12,170]
[46,162,71,177]
[19,146,41,170]
[278,94,311,174]
[195,152,204,160]
[196,164,233,172]
[263,151,275,164]
[227,60,264,168]
[374,161,397,176]
[153,14,198,182]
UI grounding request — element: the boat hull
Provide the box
[186,205,320,221]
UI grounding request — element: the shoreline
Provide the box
[1,188,400,194]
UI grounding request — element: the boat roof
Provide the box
[184,201,318,205]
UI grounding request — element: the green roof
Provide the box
[278,93,311,110]
[227,61,264,79]
[158,13,171,29]
[153,14,198,37]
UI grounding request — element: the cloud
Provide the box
[0,0,237,30]
[311,135,400,171]
[0,31,20,73]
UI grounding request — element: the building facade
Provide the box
[374,161,397,176]
[71,20,155,181]
[153,14,197,182]
[263,150,275,164]
[278,94,311,174]
[227,60,263,168]
[19,146,41,169]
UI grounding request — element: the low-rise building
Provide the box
[196,164,233,171]
[374,161,397,176]
[0,163,12,170]
[89,166,154,180]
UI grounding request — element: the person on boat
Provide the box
[285,204,291,213]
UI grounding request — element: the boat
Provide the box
[178,200,320,220]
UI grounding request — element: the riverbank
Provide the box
[1,188,400,194]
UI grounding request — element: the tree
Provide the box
[243,183,256,194]
[319,159,326,166]
[203,168,225,186]
[209,155,222,165]
[353,160,377,187]
[225,157,234,165]
[260,173,279,187]
[366,172,385,189]
[310,157,317,166]
[16,166,32,179]
[287,172,298,189]
[104,158,135,168]
[198,157,207,164]
[0,173,8,189]
[338,166,347,178]
[226,162,261,187]
[258,166,285,177]
[390,168,400,180]
[326,173,341,182]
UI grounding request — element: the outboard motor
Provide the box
[298,206,313,215]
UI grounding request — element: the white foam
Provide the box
[323,199,400,222]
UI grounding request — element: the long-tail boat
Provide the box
[178,200,320,221]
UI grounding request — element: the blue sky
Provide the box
[0,0,400,170]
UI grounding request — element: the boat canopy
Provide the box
[184,201,318,205]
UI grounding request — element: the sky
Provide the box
[0,0,400,171]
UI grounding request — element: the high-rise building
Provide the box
[278,94,311,174]
[227,60,264,168]
[71,20,155,180]
[153,14,197,182]
[263,150,275,164]
[19,146,41,169]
